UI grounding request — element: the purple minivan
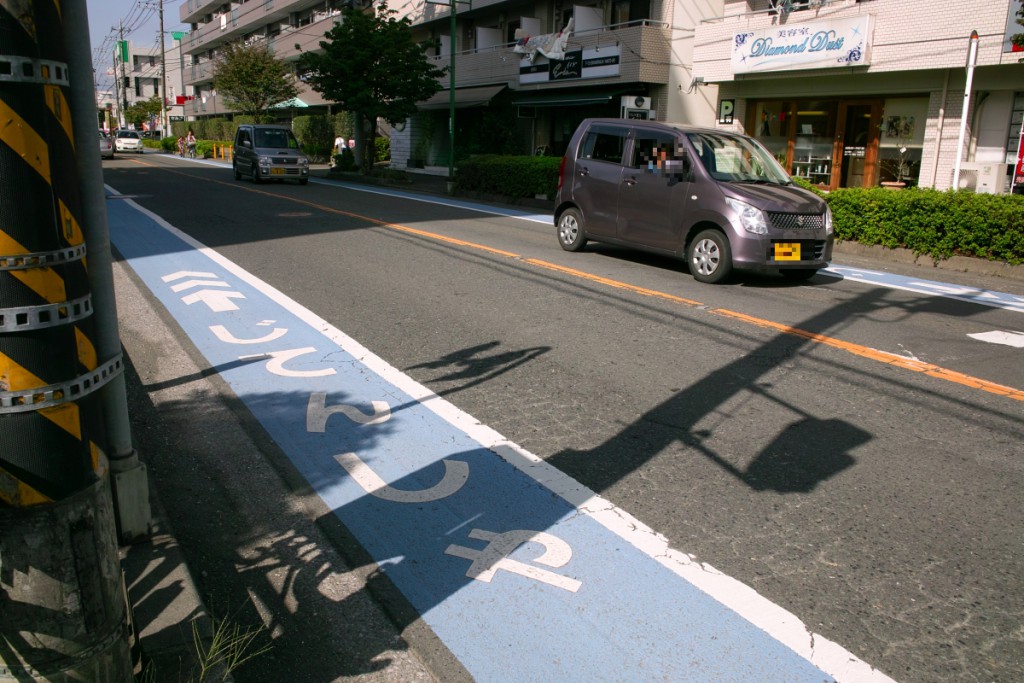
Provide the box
[554,118,834,284]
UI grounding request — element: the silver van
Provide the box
[233,124,310,185]
[554,119,833,283]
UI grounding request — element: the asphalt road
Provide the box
[104,153,1023,683]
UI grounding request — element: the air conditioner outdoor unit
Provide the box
[621,95,648,110]
[957,162,1009,194]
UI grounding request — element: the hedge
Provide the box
[457,155,562,200]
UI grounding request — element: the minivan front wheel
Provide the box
[233,162,241,180]
[557,208,587,252]
[251,163,261,184]
[687,229,732,284]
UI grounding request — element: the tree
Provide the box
[123,96,163,131]
[212,42,299,122]
[298,2,445,171]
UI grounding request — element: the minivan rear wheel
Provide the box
[687,229,732,284]
[557,208,587,252]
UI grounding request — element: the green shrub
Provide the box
[159,136,177,152]
[375,136,390,163]
[456,155,562,199]
[333,147,357,172]
[825,187,1024,265]
[196,140,216,158]
[294,115,334,162]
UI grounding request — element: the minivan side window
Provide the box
[632,133,678,169]
[579,126,626,164]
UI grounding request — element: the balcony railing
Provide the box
[426,21,671,90]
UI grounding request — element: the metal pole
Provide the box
[119,21,128,124]
[952,30,979,189]
[159,0,170,135]
[71,0,154,545]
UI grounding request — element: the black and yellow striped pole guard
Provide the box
[0,2,135,680]
[0,1,122,507]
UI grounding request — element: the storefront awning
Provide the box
[419,85,506,110]
[513,91,622,107]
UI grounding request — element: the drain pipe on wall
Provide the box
[952,30,980,189]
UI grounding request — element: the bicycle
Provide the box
[187,143,196,159]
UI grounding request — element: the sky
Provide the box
[87,0,189,94]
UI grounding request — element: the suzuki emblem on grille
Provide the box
[796,216,805,227]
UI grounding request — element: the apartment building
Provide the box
[178,0,1022,191]
[111,41,186,134]
[177,0,723,158]
[692,0,1024,191]
[178,0,348,119]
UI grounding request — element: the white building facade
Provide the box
[692,0,1024,191]
[175,0,1023,191]
[110,40,186,135]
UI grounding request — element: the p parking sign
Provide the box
[718,99,735,125]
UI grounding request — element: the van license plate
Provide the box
[270,168,285,175]
[774,243,801,261]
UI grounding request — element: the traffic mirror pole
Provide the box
[65,0,154,546]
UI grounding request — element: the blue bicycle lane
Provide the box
[107,192,895,683]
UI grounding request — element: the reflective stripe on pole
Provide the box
[0,0,117,506]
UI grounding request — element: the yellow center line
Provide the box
[130,160,1024,402]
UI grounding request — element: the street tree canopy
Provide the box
[298,1,445,168]
[212,42,299,122]
[123,96,163,130]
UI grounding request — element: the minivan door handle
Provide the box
[623,176,637,186]
[578,166,590,177]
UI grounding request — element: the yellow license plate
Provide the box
[270,168,285,175]
[774,243,801,261]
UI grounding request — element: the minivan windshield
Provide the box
[685,131,792,185]
[254,129,300,149]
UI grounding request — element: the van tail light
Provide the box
[557,155,567,191]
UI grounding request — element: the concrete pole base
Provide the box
[0,476,134,682]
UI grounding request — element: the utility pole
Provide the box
[159,0,169,135]
[119,20,128,125]
[0,0,135,679]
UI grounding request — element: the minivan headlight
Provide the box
[298,157,309,168]
[725,197,767,235]
[825,206,834,235]
[258,155,271,167]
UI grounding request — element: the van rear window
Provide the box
[579,127,625,164]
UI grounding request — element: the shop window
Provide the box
[1005,92,1023,164]
[752,100,793,167]
[792,102,836,184]
[878,97,927,186]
